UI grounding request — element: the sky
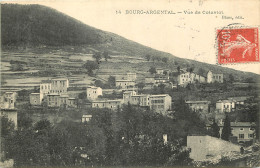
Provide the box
[3,0,260,74]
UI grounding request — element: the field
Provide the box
[0,49,176,94]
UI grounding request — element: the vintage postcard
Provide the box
[0,0,259,167]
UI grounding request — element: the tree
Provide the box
[107,76,116,88]
[103,51,111,61]
[136,82,145,90]
[145,54,151,61]
[228,74,235,84]
[83,61,99,76]
[1,116,15,137]
[177,66,181,74]
[198,68,206,76]
[162,57,169,63]
[149,67,156,74]
[210,120,220,138]
[18,114,33,131]
[92,52,102,64]
[221,114,231,141]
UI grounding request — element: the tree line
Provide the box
[1,99,215,167]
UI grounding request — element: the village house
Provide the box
[207,71,223,83]
[227,96,251,105]
[92,99,123,110]
[145,75,170,85]
[155,68,164,75]
[187,135,240,161]
[46,94,76,108]
[130,94,150,107]
[216,99,236,113]
[0,92,17,109]
[115,80,135,89]
[50,78,69,94]
[150,94,172,114]
[177,72,206,87]
[82,114,92,123]
[86,86,102,101]
[127,72,137,81]
[68,98,77,108]
[47,94,60,107]
[40,82,52,96]
[219,122,256,144]
[185,100,211,113]
[122,91,172,114]
[30,93,43,106]
[123,91,137,104]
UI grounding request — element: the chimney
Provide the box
[163,134,167,145]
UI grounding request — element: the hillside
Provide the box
[1,4,259,81]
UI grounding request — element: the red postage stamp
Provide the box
[217,27,259,64]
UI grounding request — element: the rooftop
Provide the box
[150,94,170,97]
[186,100,210,104]
[219,122,256,127]
[82,115,92,118]
[116,80,135,82]
[51,78,68,81]
[47,93,60,96]
[30,93,41,95]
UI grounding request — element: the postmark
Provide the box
[217,26,259,64]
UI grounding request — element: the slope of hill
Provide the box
[1,4,259,81]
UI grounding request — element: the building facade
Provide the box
[30,93,43,105]
[0,92,17,109]
[51,78,69,94]
[116,80,135,89]
[92,99,123,110]
[150,94,172,114]
[219,122,256,143]
[47,94,61,107]
[40,83,52,96]
[185,100,211,113]
[216,100,236,113]
[123,91,137,104]
[178,72,206,87]
[187,135,240,161]
[82,115,92,123]
[86,86,102,101]
[207,71,224,83]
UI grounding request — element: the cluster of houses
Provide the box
[0,92,18,128]
[178,70,223,87]
[185,97,246,114]
[30,78,77,108]
[0,66,257,164]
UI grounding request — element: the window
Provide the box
[239,134,244,139]
[250,128,255,131]
[248,134,254,138]
[240,128,244,131]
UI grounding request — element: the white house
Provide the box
[51,78,69,94]
[92,99,123,110]
[40,82,52,96]
[86,86,102,101]
[207,71,223,83]
[0,92,17,109]
[82,115,92,123]
[116,80,135,89]
[216,99,236,113]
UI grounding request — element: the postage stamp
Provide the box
[217,27,259,64]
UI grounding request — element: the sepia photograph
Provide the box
[0,0,259,167]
